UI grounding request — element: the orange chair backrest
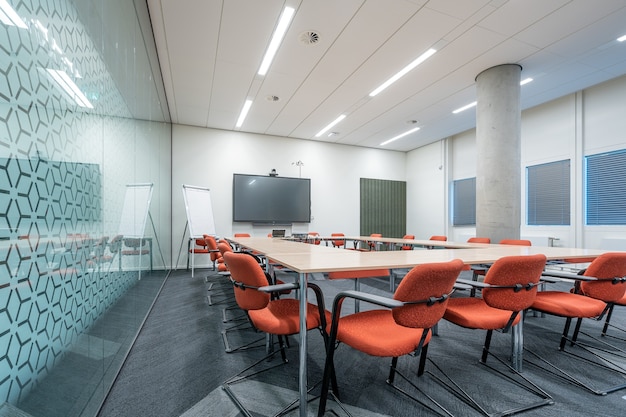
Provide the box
[195,238,207,247]
[429,235,447,241]
[499,239,531,246]
[217,241,233,257]
[580,252,626,302]
[203,235,221,261]
[328,269,390,280]
[467,237,491,244]
[401,234,415,250]
[392,259,464,329]
[308,232,321,245]
[234,233,251,238]
[223,251,271,311]
[482,254,547,311]
[331,233,345,247]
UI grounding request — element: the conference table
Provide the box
[227,236,608,417]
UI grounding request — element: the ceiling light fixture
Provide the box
[45,68,93,108]
[236,99,253,127]
[258,6,295,76]
[380,127,420,146]
[0,0,27,29]
[369,48,437,97]
[618,34,626,42]
[315,114,346,137]
[452,78,532,114]
[452,101,477,114]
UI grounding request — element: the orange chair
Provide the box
[307,231,321,245]
[330,233,345,248]
[221,251,329,416]
[467,237,491,244]
[426,235,447,249]
[400,234,415,250]
[441,254,552,415]
[317,259,465,417]
[500,238,531,246]
[365,233,382,251]
[527,252,626,395]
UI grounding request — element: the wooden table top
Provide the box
[228,236,607,274]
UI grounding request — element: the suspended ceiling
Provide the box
[147,0,626,152]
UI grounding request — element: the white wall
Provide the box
[406,140,447,239]
[171,125,406,267]
[172,74,626,261]
[414,73,626,249]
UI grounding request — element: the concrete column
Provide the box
[475,64,522,243]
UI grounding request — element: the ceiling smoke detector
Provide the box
[266,95,280,102]
[299,31,320,45]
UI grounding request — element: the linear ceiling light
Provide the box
[452,101,477,114]
[258,6,295,76]
[618,34,626,42]
[520,77,533,85]
[315,114,346,137]
[380,127,420,146]
[0,0,27,28]
[46,69,93,108]
[369,48,437,97]
[236,99,253,128]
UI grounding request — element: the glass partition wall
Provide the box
[0,0,172,416]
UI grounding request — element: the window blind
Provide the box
[452,177,476,226]
[586,150,626,225]
[527,159,570,226]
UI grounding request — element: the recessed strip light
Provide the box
[46,69,93,108]
[258,7,295,76]
[380,127,420,146]
[0,0,28,29]
[452,78,532,114]
[315,114,346,138]
[236,99,253,128]
[452,101,477,114]
[520,77,533,85]
[618,34,626,42]
[369,48,437,97]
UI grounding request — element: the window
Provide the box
[586,149,626,225]
[527,159,570,225]
[452,177,476,226]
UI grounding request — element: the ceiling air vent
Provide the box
[299,31,320,45]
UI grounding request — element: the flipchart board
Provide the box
[118,183,154,238]
[182,185,216,238]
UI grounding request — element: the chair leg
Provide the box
[525,317,626,395]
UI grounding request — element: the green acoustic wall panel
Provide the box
[360,178,406,239]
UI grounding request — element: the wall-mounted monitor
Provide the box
[233,174,311,223]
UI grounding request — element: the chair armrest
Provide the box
[456,278,491,288]
[541,270,597,282]
[258,282,299,293]
[453,282,473,290]
[335,290,404,309]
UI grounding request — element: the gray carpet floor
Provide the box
[97,267,626,417]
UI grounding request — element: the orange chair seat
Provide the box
[531,291,607,318]
[328,269,390,279]
[334,310,431,357]
[248,299,329,335]
[444,297,521,330]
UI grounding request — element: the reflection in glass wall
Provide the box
[0,0,171,416]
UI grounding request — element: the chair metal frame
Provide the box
[318,260,465,417]
[525,266,626,395]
